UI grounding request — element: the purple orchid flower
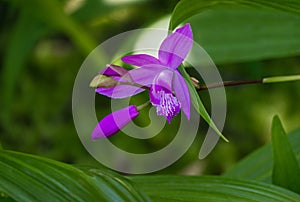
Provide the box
[122,23,192,122]
[92,23,193,139]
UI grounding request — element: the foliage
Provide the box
[0,0,300,201]
[1,118,300,201]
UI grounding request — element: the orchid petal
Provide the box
[159,23,193,69]
[128,64,167,87]
[96,85,144,99]
[92,105,139,139]
[122,54,161,67]
[173,70,190,119]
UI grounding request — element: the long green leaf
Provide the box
[14,0,100,55]
[271,116,300,194]
[178,66,228,142]
[171,4,300,64]
[0,150,149,202]
[1,8,48,124]
[170,0,300,30]
[2,0,106,123]
[131,175,300,202]
[224,128,300,182]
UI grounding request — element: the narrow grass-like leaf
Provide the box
[14,0,100,55]
[0,150,149,202]
[2,0,104,124]
[1,9,48,123]
[131,175,300,202]
[224,129,300,182]
[170,0,300,30]
[178,65,228,142]
[271,116,300,193]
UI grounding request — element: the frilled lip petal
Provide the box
[158,23,193,69]
[173,70,190,119]
[96,84,144,99]
[149,70,174,104]
[92,105,139,139]
[122,54,161,67]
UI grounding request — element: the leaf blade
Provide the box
[170,0,300,30]
[131,175,300,202]
[170,1,300,64]
[0,150,149,202]
[224,128,300,183]
[271,115,300,193]
[178,65,228,142]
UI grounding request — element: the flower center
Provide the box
[154,90,181,123]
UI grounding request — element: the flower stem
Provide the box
[197,79,262,91]
[196,75,300,91]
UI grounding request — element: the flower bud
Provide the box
[92,105,139,139]
[89,74,118,88]
[101,64,128,77]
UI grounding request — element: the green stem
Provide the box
[263,75,300,83]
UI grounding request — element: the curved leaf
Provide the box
[1,8,48,124]
[2,0,104,124]
[178,65,228,142]
[224,129,300,182]
[131,175,300,202]
[271,116,300,193]
[170,0,300,30]
[0,150,149,202]
[171,3,300,64]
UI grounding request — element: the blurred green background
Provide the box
[0,0,299,175]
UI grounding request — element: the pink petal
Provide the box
[127,64,168,87]
[158,23,193,69]
[122,54,161,67]
[96,85,144,99]
[173,70,190,119]
[92,105,139,139]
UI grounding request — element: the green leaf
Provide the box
[1,8,48,123]
[2,0,106,123]
[271,116,300,193]
[172,5,300,64]
[178,66,228,142]
[224,128,300,182]
[0,197,17,202]
[0,150,149,202]
[131,175,300,202]
[170,0,300,30]
[14,0,100,55]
